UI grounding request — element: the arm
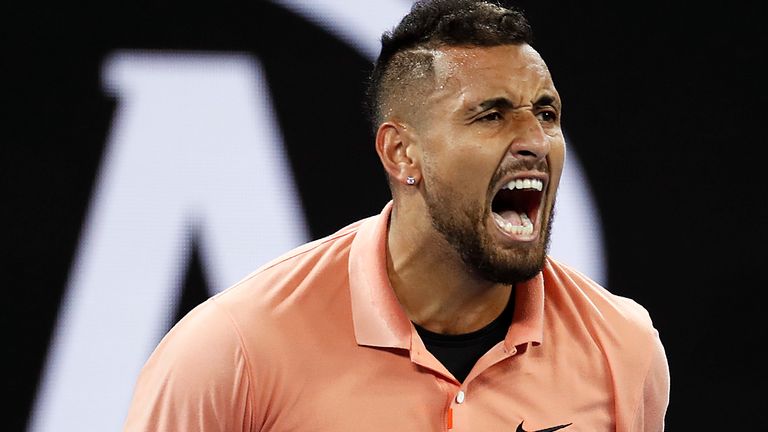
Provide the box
[122,300,255,431]
[635,330,671,432]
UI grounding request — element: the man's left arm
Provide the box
[635,330,671,432]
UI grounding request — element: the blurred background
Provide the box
[5,1,766,430]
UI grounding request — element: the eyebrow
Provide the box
[534,93,561,111]
[471,93,561,113]
[474,97,514,113]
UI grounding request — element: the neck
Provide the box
[387,201,512,335]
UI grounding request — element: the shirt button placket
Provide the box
[447,389,465,430]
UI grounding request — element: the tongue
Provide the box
[495,210,523,226]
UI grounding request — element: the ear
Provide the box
[375,121,421,186]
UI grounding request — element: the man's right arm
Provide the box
[123,299,255,431]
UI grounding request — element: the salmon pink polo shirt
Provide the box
[124,201,670,431]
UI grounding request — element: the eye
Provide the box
[536,109,558,123]
[478,111,503,122]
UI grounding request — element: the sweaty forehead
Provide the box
[430,44,556,104]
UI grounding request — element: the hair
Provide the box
[365,0,534,131]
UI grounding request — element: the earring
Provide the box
[406,176,416,185]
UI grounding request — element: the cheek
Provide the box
[421,128,501,198]
[430,137,493,177]
[425,155,491,209]
[546,138,566,197]
[445,147,498,196]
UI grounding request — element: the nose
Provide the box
[508,110,549,162]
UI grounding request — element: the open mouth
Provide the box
[491,177,545,237]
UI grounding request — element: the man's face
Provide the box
[414,44,565,284]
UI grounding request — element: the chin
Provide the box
[476,208,554,284]
[474,243,548,284]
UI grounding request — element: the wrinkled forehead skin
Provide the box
[426,44,560,118]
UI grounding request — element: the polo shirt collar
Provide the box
[508,272,545,348]
[348,201,544,350]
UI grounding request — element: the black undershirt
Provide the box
[413,289,515,383]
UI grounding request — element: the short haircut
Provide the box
[365,0,534,131]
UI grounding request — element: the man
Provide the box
[124,0,670,430]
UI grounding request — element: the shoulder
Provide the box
[124,300,254,430]
[138,299,248,376]
[542,256,655,332]
[542,257,670,424]
[125,217,373,430]
[189,214,380,354]
[212,216,367,311]
[134,217,364,367]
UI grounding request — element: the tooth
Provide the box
[516,179,524,189]
[493,212,507,228]
[506,180,517,190]
[520,213,532,227]
[523,179,531,189]
[532,179,543,191]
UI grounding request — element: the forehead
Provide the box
[430,44,557,105]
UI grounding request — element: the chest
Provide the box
[256,341,615,432]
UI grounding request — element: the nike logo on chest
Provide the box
[516,421,573,432]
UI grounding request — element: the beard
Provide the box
[423,175,554,285]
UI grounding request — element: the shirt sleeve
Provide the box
[634,329,671,432]
[122,299,255,432]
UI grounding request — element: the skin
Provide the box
[375,44,565,334]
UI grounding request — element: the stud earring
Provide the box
[406,176,416,185]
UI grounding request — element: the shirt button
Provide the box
[455,390,465,404]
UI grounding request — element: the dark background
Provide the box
[5,1,767,430]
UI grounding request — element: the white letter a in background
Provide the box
[30,52,308,432]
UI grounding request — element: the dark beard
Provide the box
[424,188,554,285]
